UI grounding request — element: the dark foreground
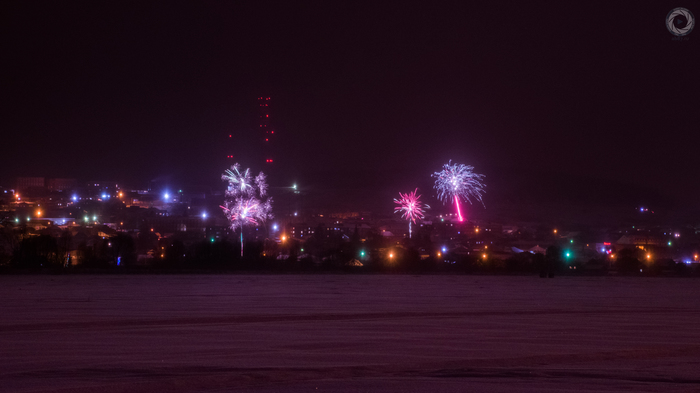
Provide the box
[1,275,699,392]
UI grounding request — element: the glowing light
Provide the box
[389,253,394,258]
[482,253,487,259]
[202,212,207,219]
[72,195,77,201]
[570,239,574,243]
[553,229,557,234]
[102,194,107,199]
[36,210,42,217]
[394,188,428,238]
[668,241,672,246]
[565,252,571,258]
[164,193,170,200]
[281,235,287,242]
[437,252,442,257]
[272,224,278,231]
[442,246,447,253]
[360,250,365,257]
[292,184,297,190]
[647,254,651,260]
[432,160,485,222]
[93,215,97,221]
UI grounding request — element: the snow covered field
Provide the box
[1,275,699,392]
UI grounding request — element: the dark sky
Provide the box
[2,1,699,218]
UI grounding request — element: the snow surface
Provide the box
[1,275,699,392]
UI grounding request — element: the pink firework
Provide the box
[394,188,428,238]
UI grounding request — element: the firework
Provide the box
[432,160,485,222]
[220,197,273,231]
[221,163,273,256]
[222,163,254,197]
[394,188,428,238]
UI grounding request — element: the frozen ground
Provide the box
[1,275,699,392]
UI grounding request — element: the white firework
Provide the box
[222,163,254,197]
[432,160,486,206]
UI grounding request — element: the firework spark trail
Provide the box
[394,188,428,238]
[432,160,485,222]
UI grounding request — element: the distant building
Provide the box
[47,178,77,191]
[15,177,45,192]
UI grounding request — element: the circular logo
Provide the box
[667,7,694,36]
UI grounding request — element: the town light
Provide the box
[202,212,207,219]
[482,253,487,259]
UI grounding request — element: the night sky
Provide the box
[2,1,698,220]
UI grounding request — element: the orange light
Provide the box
[553,229,557,234]
[389,253,394,258]
[475,228,479,233]
[646,254,651,260]
[437,252,442,257]
[281,235,286,242]
[482,254,487,259]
